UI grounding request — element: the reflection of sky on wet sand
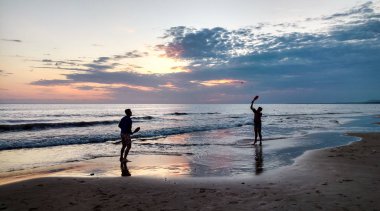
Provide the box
[125,155,191,177]
[0,155,192,185]
[135,130,259,177]
[135,130,260,177]
[47,155,193,179]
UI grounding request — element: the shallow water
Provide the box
[0,104,379,177]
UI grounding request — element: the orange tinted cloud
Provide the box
[123,84,158,91]
[190,79,246,87]
[158,82,181,90]
[73,83,159,92]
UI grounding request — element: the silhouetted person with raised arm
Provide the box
[250,96,263,145]
[118,109,140,163]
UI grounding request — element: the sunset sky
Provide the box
[0,0,379,103]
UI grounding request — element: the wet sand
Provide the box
[0,132,379,210]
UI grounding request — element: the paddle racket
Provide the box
[133,127,140,134]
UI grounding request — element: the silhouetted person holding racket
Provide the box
[250,96,262,145]
[118,109,140,163]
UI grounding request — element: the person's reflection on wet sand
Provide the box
[121,161,131,176]
[254,145,263,175]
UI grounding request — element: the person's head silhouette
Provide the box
[125,109,132,116]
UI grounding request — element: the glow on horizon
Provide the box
[1,85,113,101]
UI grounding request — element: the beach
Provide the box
[1,0,380,209]
[0,132,379,210]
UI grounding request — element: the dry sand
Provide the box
[0,133,379,210]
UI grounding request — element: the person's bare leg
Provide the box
[123,142,131,161]
[120,134,127,161]
[253,128,258,145]
[120,144,126,162]
[258,130,262,146]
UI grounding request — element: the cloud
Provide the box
[322,1,375,20]
[29,2,380,103]
[121,84,159,92]
[32,50,148,73]
[93,57,111,64]
[67,71,162,85]
[30,49,162,92]
[1,39,22,43]
[31,79,72,86]
[158,82,182,90]
[84,63,117,71]
[0,70,13,76]
[31,69,167,92]
[32,59,87,72]
[113,50,148,60]
[75,85,96,90]
[157,27,253,61]
[190,79,246,87]
[152,1,380,102]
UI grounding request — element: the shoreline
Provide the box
[0,129,365,185]
[0,132,360,185]
[0,132,379,210]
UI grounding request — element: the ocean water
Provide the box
[0,104,379,176]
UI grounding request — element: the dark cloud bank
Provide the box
[30,2,380,103]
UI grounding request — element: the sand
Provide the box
[0,132,379,210]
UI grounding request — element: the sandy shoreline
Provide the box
[0,132,379,210]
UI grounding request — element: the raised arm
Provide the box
[250,99,256,113]
[250,95,259,112]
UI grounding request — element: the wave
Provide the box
[0,120,253,150]
[168,112,220,116]
[42,114,152,118]
[228,116,242,119]
[268,111,362,117]
[45,114,84,117]
[0,116,155,132]
[134,121,252,140]
[1,119,56,123]
[45,114,154,118]
[132,116,154,120]
[0,120,118,132]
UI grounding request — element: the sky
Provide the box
[0,0,379,103]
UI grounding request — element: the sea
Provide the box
[0,104,379,177]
